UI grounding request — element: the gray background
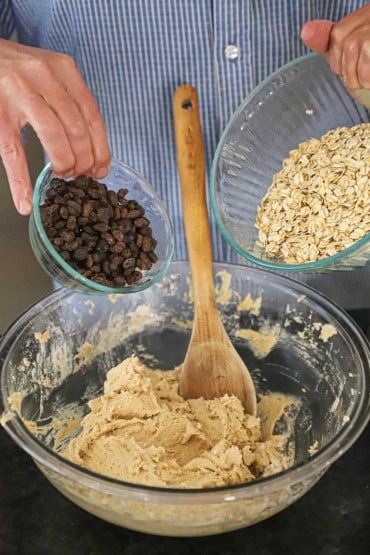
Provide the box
[0,129,52,333]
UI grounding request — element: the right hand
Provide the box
[301,5,370,90]
[0,39,111,215]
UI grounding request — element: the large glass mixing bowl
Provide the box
[211,53,370,273]
[1,262,369,536]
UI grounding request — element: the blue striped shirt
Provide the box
[0,1,368,308]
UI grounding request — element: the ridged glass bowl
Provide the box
[1,262,370,536]
[211,53,370,273]
[29,158,173,294]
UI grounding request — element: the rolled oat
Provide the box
[255,124,370,264]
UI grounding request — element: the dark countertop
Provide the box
[1,310,369,555]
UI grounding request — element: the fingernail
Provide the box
[19,198,32,215]
[95,166,108,179]
[62,170,74,179]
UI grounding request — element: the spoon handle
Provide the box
[174,85,216,308]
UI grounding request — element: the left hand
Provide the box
[301,3,370,90]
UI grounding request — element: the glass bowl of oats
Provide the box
[211,53,370,273]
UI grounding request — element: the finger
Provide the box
[328,28,344,76]
[0,122,32,214]
[24,93,76,176]
[357,37,370,88]
[73,90,111,178]
[301,20,333,53]
[52,55,111,176]
[328,5,370,75]
[341,32,361,90]
[330,3,370,37]
[38,79,95,176]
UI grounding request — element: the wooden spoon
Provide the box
[173,84,257,416]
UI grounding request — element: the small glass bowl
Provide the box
[210,53,370,273]
[29,158,173,294]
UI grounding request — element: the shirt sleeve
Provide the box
[0,0,16,39]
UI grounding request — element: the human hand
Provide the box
[301,4,370,91]
[0,39,111,215]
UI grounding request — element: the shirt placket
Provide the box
[213,0,254,134]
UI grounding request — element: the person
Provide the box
[0,1,369,309]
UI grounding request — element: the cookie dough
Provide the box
[64,356,293,488]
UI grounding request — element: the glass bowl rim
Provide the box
[1,261,369,503]
[210,52,370,272]
[31,157,174,294]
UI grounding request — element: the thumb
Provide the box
[301,19,334,54]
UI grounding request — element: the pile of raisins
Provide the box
[40,175,158,288]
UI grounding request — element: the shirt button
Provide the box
[224,44,239,60]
